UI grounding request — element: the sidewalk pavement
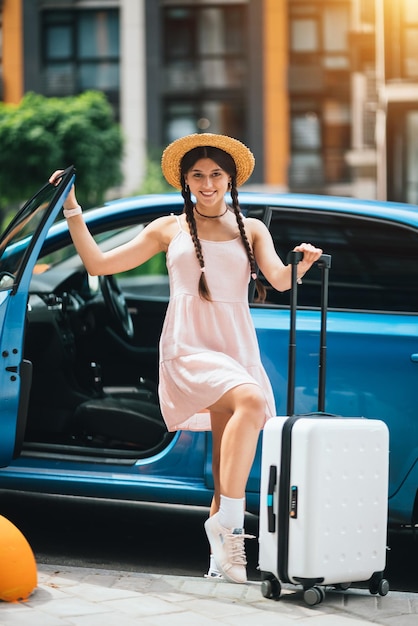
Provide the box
[0,564,417,626]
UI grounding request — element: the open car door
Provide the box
[0,166,75,466]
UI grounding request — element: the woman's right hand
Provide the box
[49,170,78,209]
[49,170,65,186]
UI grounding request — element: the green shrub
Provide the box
[137,154,172,195]
[0,91,123,224]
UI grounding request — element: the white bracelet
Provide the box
[63,205,82,219]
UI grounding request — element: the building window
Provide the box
[162,4,248,143]
[406,111,418,203]
[289,108,324,187]
[385,0,418,80]
[164,99,245,145]
[288,1,351,190]
[403,0,418,77]
[289,1,350,76]
[42,9,119,112]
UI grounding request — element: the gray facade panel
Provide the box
[23,0,43,93]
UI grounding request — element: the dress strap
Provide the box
[171,212,184,232]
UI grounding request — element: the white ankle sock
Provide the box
[209,554,219,573]
[218,495,245,530]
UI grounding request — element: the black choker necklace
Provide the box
[194,205,228,219]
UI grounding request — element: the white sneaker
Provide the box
[204,568,223,580]
[204,513,255,584]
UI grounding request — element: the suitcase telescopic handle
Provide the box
[286,251,331,268]
[285,251,331,416]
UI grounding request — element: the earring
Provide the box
[185,183,189,192]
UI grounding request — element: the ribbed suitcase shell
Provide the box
[259,414,389,588]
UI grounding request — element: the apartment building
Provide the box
[1,0,417,202]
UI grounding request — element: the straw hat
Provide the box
[161,133,255,190]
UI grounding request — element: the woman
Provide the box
[50,133,322,584]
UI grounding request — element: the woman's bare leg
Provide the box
[204,383,266,583]
[209,383,266,498]
[210,410,231,517]
[206,411,231,577]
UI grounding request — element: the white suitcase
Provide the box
[258,253,390,605]
[259,414,389,604]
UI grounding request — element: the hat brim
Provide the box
[161,133,255,190]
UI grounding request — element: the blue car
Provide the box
[0,167,417,528]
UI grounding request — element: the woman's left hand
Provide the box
[293,242,323,273]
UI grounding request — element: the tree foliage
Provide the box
[136,153,172,195]
[0,91,123,213]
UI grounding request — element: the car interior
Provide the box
[22,218,173,460]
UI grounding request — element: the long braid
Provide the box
[181,182,211,300]
[230,181,267,302]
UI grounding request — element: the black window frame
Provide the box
[41,8,120,114]
[287,0,352,190]
[161,3,249,143]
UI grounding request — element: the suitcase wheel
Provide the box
[369,577,389,596]
[261,577,281,600]
[303,586,325,606]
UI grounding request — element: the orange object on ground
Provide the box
[0,515,37,602]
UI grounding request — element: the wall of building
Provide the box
[2,0,23,104]
[120,0,147,195]
[261,0,289,191]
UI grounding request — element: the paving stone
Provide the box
[0,564,414,626]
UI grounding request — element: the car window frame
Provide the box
[256,206,418,314]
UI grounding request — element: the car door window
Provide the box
[263,209,418,313]
[0,174,76,292]
[0,188,56,289]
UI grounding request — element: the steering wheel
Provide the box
[98,275,134,340]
